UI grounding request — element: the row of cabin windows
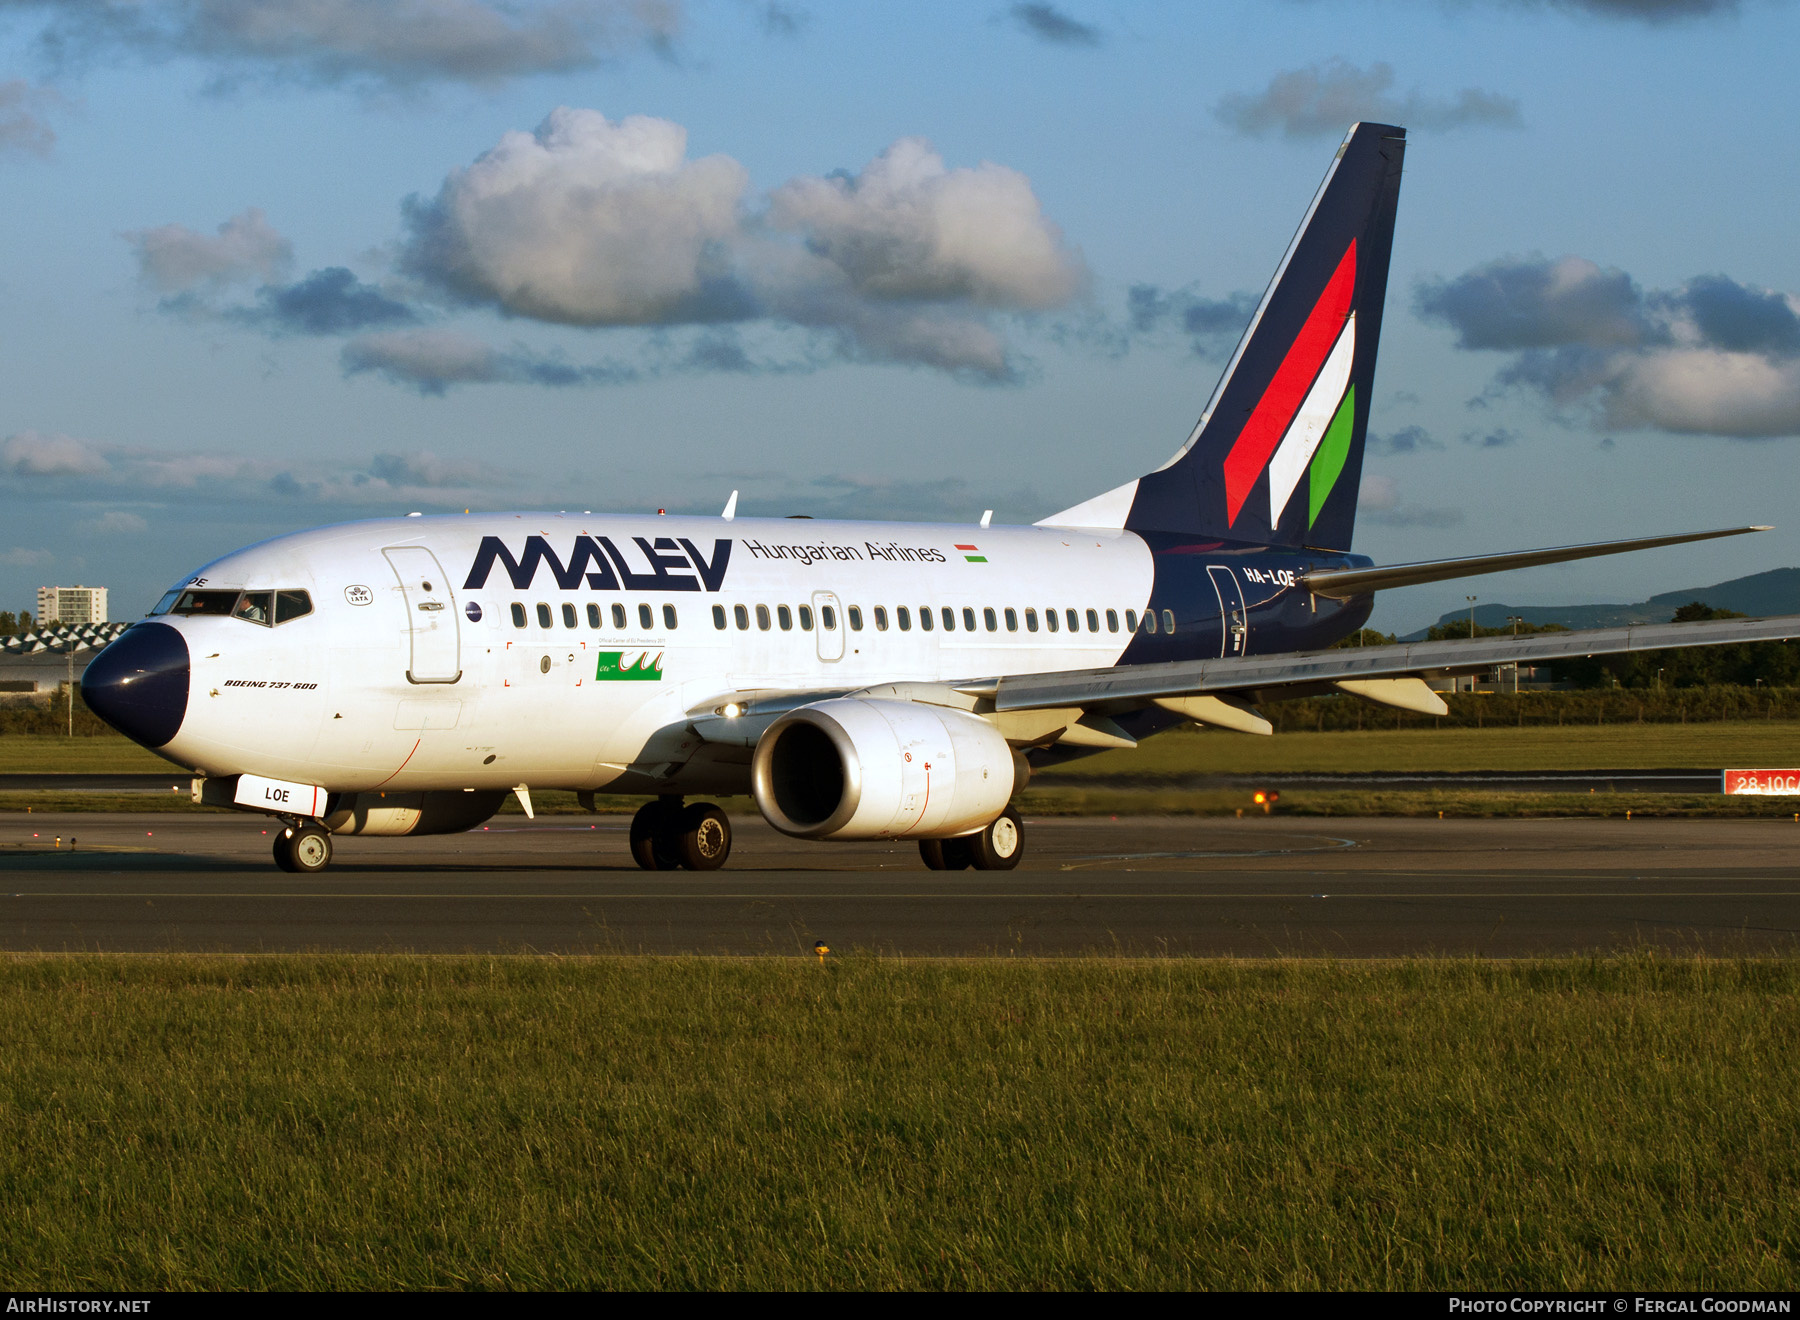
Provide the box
[511,601,680,631]
[707,604,1179,635]
[503,599,1180,637]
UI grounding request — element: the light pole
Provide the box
[1505,617,1524,693]
[1466,596,1478,693]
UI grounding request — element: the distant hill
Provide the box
[1407,567,1800,640]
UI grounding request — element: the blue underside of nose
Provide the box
[81,621,190,749]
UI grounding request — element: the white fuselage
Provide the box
[153,512,1157,795]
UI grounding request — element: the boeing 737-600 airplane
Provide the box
[79,123,1797,873]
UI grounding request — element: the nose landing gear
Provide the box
[630,797,733,871]
[273,821,333,873]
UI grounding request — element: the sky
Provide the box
[2,0,1797,634]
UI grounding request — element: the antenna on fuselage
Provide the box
[722,490,739,521]
[980,510,993,529]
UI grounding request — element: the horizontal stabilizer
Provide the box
[1300,526,1769,599]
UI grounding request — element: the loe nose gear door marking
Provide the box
[383,545,462,684]
[812,590,844,663]
[1207,565,1249,658]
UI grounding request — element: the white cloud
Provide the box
[1216,59,1521,138]
[125,207,293,293]
[766,137,1083,309]
[1421,255,1800,437]
[0,547,52,567]
[402,109,749,325]
[396,112,1086,380]
[0,80,62,158]
[1,431,111,477]
[78,510,149,535]
[19,0,683,89]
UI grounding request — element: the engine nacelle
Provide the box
[751,697,1016,840]
[322,790,508,837]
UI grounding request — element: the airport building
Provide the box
[35,584,107,626]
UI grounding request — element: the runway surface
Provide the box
[4,811,1799,956]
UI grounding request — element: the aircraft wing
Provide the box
[989,613,1800,712]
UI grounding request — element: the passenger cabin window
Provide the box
[1142,610,1156,634]
[663,604,679,630]
[234,591,273,626]
[983,607,998,632]
[941,607,955,631]
[562,603,578,629]
[712,605,727,630]
[1070,609,1082,632]
[848,606,863,631]
[897,606,912,632]
[821,605,837,630]
[638,604,654,630]
[799,605,814,630]
[275,590,312,624]
[1163,609,1176,633]
[1106,609,1119,632]
[588,603,603,628]
[1126,610,1139,633]
[873,606,888,631]
[536,603,553,628]
[1024,608,1037,632]
[919,606,933,632]
[1086,608,1099,632]
[1044,608,1057,633]
[511,603,527,628]
[734,604,750,630]
[968,608,981,632]
[777,604,793,631]
[756,604,771,631]
[1004,608,1018,632]
[612,603,627,629]
[171,589,239,617]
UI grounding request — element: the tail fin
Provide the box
[1041,122,1405,551]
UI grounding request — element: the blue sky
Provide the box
[2,0,1797,633]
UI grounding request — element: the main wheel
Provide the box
[968,807,1024,871]
[629,800,683,871]
[919,837,974,870]
[281,823,334,874]
[677,803,732,871]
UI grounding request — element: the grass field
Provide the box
[7,724,1800,817]
[0,954,1794,1290]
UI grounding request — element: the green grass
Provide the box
[0,733,182,773]
[1042,719,1800,778]
[0,954,1795,1289]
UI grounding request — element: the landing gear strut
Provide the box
[630,797,732,872]
[273,820,333,873]
[920,806,1024,872]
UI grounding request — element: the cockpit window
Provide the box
[149,589,182,616]
[171,590,240,616]
[234,591,274,626]
[275,590,313,624]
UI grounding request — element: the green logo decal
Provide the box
[596,650,664,682]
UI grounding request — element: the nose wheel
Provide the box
[273,822,333,873]
[630,798,732,871]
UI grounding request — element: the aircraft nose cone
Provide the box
[80,622,190,749]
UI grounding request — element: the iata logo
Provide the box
[344,585,374,606]
[464,535,731,593]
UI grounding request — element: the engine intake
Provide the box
[751,697,1016,840]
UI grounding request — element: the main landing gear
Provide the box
[630,796,733,871]
[273,820,333,873]
[919,806,1024,872]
